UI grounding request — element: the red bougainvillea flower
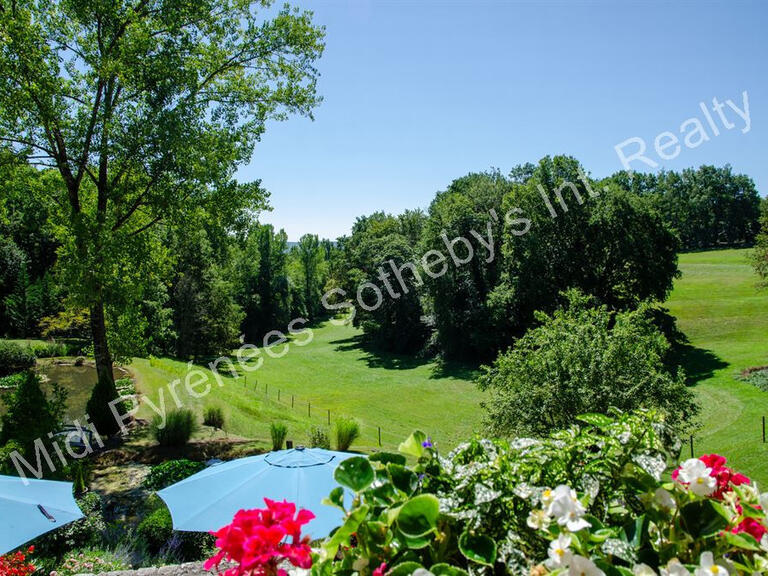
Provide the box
[732,516,768,541]
[373,562,388,576]
[0,546,35,576]
[205,499,315,576]
[672,454,750,500]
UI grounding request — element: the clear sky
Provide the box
[239,0,767,241]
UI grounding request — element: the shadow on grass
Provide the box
[671,343,729,385]
[330,334,478,380]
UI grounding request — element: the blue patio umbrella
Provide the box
[158,447,358,540]
[0,476,84,555]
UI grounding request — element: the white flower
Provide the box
[567,555,605,576]
[412,570,435,576]
[661,559,691,576]
[759,491,768,511]
[677,459,716,497]
[527,508,551,530]
[546,533,572,568]
[547,485,591,532]
[654,487,676,511]
[633,564,657,576]
[541,487,554,508]
[694,552,728,576]
[761,533,768,552]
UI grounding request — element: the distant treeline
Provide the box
[0,157,763,364]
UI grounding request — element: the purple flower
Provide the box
[422,437,433,448]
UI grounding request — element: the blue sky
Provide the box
[239,0,767,241]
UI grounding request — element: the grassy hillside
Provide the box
[666,249,768,485]
[131,322,485,452]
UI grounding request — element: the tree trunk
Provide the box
[90,298,113,386]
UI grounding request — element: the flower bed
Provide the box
[205,410,768,576]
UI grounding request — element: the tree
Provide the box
[421,172,510,361]
[295,234,324,322]
[754,197,768,283]
[478,290,697,437]
[492,156,679,346]
[0,1,324,433]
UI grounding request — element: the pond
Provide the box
[37,363,130,421]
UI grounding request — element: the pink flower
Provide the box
[205,499,315,576]
[373,563,387,576]
[732,516,768,541]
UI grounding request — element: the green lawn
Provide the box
[666,249,768,486]
[130,322,485,452]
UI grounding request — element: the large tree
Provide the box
[0,0,324,433]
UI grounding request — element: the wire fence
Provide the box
[234,373,407,449]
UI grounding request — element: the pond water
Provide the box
[38,364,129,421]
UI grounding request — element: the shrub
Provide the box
[270,422,288,451]
[115,377,135,396]
[203,406,225,431]
[36,492,107,557]
[478,290,698,437]
[0,341,35,376]
[334,417,360,451]
[86,375,123,436]
[137,507,173,555]
[53,548,130,576]
[742,367,768,392]
[308,426,330,449]
[74,355,86,366]
[143,459,206,491]
[28,341,68,358]
[0,372,26,389]
[152,409,198,447]
[0,371,66,457]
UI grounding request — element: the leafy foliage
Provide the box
[309,426,331,449]
[478,290,697,436]
[203,406,226,431]
[0,340,35,376]
[143,459,206,491]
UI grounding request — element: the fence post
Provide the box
[763,416,766,443]
[278,390,281,402]
[689,435,694,458]
[291,395,295,408]
[327,409,331,426]
[378,426,382,447]
[308,402,311,418]
[265,383,268,397]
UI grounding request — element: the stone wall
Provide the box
[75,562,211,576]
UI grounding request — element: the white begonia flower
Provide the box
[546,533,572,568]
[694,552,728,576]
[661,559,691,576]
[633,564,657,576]
[547,485,591,532]
[761,533,768,552]
[654,487,676,511]
[541,487,554,508]
[567,555,605,576]
[527,508,551,530]
[412,570,435,576]
[677,459,717,497]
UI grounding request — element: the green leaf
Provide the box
[458,530,497,566]
[321,486,346,511]
[398,430,428,458]
[396,494,440,537]
[387,562,424,576]
[680,500,728,538]
[430,564,469,576]
[577,413,614,428]
[335,456,374,492]
[322,505,369,558]
[369,452,407,466]
[388,463,418,494]
[722,531,761,551]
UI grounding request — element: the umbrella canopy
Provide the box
[158,447,357,540]
[0,476,84,555]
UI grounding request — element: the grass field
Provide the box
[130,322,484,452]
[666,249,768,486]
